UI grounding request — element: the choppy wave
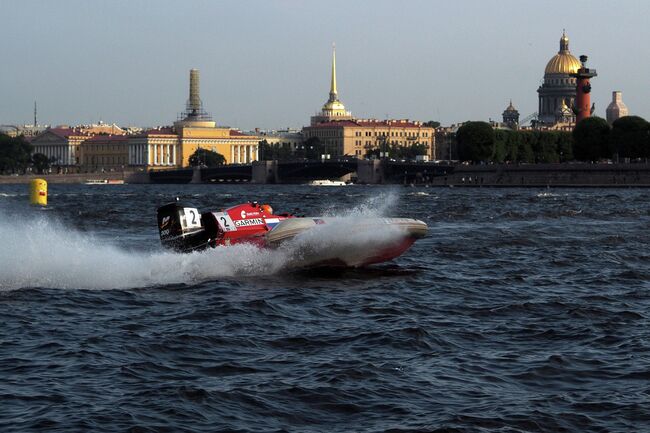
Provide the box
[2,185,650,433]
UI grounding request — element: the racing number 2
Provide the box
[216,212,236,232]
[183,208,201,229]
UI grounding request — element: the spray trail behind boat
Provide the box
[0,192,417,291]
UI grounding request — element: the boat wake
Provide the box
[0,193,406,290]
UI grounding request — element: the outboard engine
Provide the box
[157,201,209,252]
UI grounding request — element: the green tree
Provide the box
[188,148,225,167]
[517,131,535,163]
[423,121,441,129]
[456,121,494,162]
[0,134,33,174]
[535,131,560,163]
[31,153,53,174]
[556,131,574,161]
[573,116,611,161]
[504,129,521,162]
[304,137,324,160]
[492,129,509,162]
[258,139,272,160]
[609,116,650,160]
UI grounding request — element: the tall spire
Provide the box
[559,29,569,52]
[329,43,338,101]
[311,42,352,126]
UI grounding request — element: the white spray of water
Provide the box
[277,192,411,268]
[0,191,403,291]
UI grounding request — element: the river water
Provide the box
[1,184,649,432]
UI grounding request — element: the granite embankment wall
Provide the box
[0,171,150,185]
[427,163,650,187]
[2,164,650,186]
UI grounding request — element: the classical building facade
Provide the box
[127,128,178,168]
[606,91,629,125]
[537,31,581,125]
[30,127,89,170]
[126,126,260,169]
[303,119,435,159]
[80,134,129,171]
[124,69,260,170]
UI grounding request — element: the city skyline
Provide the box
[2,0,648,129]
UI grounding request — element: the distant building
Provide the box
[80,134,129,172]
[127,127,178,168]
[78,122,126,136]
[304,119,435,159]
[502,100,520,129]
[125,69,260,170]
[434,124,463,161]
[606,91,629,125]
[1,124,49,138]
[304,46,434,159]
[30,69,261,173]
[256,129,304,156]
[126,125,260,169]
[30,127,89,170]
[537,31,580,125]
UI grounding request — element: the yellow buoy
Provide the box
[30,178,47,206]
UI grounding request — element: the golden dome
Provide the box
[544,31,581,75]
[322,100,346,111]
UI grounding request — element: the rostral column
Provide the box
[571,55,597,124]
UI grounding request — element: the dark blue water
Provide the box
[1,184,649,432]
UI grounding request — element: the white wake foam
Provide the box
[0,192,402,290]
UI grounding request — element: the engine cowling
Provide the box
[157,202,209,252]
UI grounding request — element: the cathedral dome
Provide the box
[544,31,581,75]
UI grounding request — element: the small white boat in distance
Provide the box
[85,179,125,185]
[308,179,347,186]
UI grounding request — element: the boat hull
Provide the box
[265,217,427,267]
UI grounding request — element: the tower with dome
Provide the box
[537,31,581,125]
[310,45,354,126]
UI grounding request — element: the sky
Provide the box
[1,0,648,130]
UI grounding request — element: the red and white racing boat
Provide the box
[157,201,427,267]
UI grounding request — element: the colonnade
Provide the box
[230,144,259,164]
[129,143,176,166]
[33,145,75,165]
[128,142,259,166]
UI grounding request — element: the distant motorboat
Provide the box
[308,179,347,186]
[85,179,125,185]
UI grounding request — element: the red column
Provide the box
[575,76,592,124]
[571,55,597,125]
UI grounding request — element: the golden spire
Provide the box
[329,43,338,100]
[318,42,350,119]
[560,29,569,52]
